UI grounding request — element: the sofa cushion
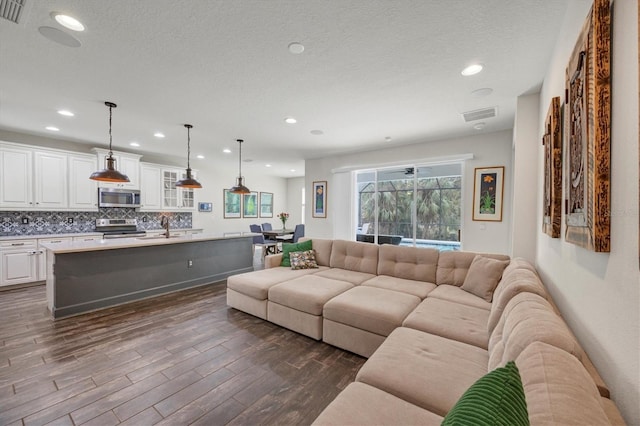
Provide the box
[361,275,436,298]
[268,275,353,316]
[323,287,420,336]
[377,244,439,283]
[402,298,490,349]
[460,255,510,302]
[280,239,313,267]
[427,284,492,310]
[313,268,376,285]
[356,327,488,417]
[489,292,585,371]
[488,266,548,334]
[436,251,510,287]
[441,361,528,426]
[312,382,444,426]
[516,342,611,425]
[289,249,319,270]
[304,238,333,267]
[227,266,328,300]
[329,240,379,275]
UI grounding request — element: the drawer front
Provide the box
[38,237,72,246]
[0,239,37,250]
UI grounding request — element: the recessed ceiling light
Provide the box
[471,87,493,97]
[52,13,85,31]
[129,142,140,147]
[290,169,296,172]
[45,126,59,131]
[196,155,205,159]
[38,26,81,47]
[223,148,231,153]
[473,122,486,130]
[288,42,305,54]
[57,109,74,117]
[154,132,165,138]
[265,164,272,168]
[284,117,297,124]
[461,64,483,76]
[310,129,324,136]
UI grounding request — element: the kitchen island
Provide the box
[41,232,257,319]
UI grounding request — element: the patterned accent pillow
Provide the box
[289,249,319,270]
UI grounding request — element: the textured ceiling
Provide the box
[0,0,574,177]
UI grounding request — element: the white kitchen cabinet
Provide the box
[34,150,68,210]
[36,237,72,281]
[0,144,33,209]
[139,163,163,211]
[162,168,196,211]
[69,154,98,211]
[71,235,103,242]
[92,148,141,189]
[0,239,38,287]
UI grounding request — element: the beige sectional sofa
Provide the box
[227,239,625,425]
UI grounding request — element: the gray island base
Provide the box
[43,234,255,319]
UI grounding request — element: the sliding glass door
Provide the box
[356,163,461,250]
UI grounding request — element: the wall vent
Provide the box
[0,0,25,24]
[462,106,497,122]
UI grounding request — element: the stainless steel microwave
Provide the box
[98,188,141,208]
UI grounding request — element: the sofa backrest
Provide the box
[435,251,510,286]
[515,341,617,425]
[377,245,439,283]
[301,238,333,267]
[488,292,585,372]
[329,240,379,275]
[488,259,549,333]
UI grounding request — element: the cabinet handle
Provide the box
[11,243,25,246]
[50,240,62,243]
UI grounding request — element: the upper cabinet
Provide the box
[92,148,141,189]
[162,168,196,210]
[0,142,98,211]
[139,163,162,211]
[0,144,33,209]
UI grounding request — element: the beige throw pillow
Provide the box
[461,255,510,302]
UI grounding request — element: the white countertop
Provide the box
[0,228,204,242]
[40,232,259,254]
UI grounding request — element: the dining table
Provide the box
[262,228,295,238]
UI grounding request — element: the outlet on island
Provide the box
[188,260,193,268]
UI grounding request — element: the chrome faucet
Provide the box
[160,215,170,238]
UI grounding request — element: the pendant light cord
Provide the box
[238,139,243,179]
[186,126,191,169]
[108,104,113,156]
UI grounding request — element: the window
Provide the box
[356,163,462,250]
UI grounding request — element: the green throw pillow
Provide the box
[441,361,529,426]
[280,239,313,267]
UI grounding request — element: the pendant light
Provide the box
[175,124,202,188]
[89,101,130,182]
[229,139,250,194]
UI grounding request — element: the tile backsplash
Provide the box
[0,209,192,236]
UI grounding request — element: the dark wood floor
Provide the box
[0,274,365,425]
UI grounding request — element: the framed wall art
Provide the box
[259,192,273,218]
[472,166,504,222]
[312,181,327,218]
[223,189,241,218]
[242,191,259,218]
[543,96,562,238]
[564,0,611,252]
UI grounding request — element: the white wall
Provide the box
[305,130,514,254]
[511,93,540,262]
[533,0,639,423]
[285,177,305,227]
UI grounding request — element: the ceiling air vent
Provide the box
[0,0,25,23]
[462,106,497,122]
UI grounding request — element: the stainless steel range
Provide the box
[95,218,146,239]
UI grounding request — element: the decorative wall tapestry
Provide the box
[564,0,611,252]
[543,96,562,238]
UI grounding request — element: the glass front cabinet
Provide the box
[162,168,196,210]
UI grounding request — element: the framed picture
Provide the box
[198,202,212,212]
[312,181,327,218]
[259,192,273,218]
[564,0,611,252]
[242,191,259,218]
[542,96,562,238]
[472,166,504,222]
[223,189,241,218]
